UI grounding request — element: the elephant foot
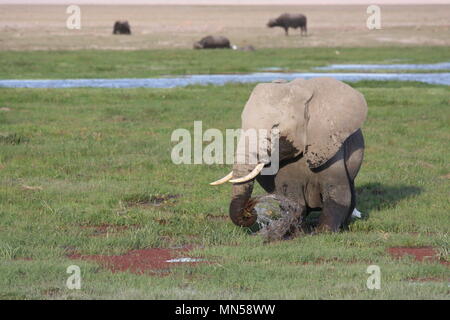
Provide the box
[317,185,354,232]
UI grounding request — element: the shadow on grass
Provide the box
[303,183,422,228]
[356,182,422,217]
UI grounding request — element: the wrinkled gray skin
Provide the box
[193,36,231,49]
[113,21,131,35]
[229,78,367,232]
[267,13,307,36]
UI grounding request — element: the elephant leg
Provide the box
[318,182,353,232]
[284,27,289,36]
[316,149,353,232]
[343,179,356,229]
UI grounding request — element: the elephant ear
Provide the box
[299,78,368,169]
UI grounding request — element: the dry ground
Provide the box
[0,4,449,51]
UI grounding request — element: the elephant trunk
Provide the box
[229,164,258,227]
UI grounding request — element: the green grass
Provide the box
[1,47,450,79]
[0,47,449,299]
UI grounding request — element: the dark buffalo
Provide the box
[193,35,231,49]
[267,13,307,36]
[113,21,131,35]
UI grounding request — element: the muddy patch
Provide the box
[407,277,449,283]
[247,194,306,242]
[21,185,43,191]
[205,214,228,221]
[440,173,450,179]
[109,115,127,122]
[123,193,180,208]
[388,247,449,266]
[68,247,204,275]
[153,218,170,225]
[41,287,61,297]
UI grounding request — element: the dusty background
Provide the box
[0,5,449,50]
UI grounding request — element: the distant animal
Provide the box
[193,36,231,49]
[267,13,307,36]
[238,45,256,52]
[113,21,131,35]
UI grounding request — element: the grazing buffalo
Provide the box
[193,35,231,49]
[267,13,307,36]
[113,21,131,35]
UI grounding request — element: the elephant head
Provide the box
[211,77,367,227]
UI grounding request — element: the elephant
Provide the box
[210,77,367,233]
[113,20,131,35]
[193,36,231,49]
[267,13,307,36]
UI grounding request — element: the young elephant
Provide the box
[211,78,367,232]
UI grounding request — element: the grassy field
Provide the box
[0,47,449,299]
[1,47,450,79]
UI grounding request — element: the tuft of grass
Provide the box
[0,133,28,145]
[0,243,21,260]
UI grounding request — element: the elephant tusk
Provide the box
[209,171,233,186]
[229,163,265,184]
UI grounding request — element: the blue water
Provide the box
[315,62,450,71]
[0,72,449,88]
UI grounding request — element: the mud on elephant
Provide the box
[211,78,367,233]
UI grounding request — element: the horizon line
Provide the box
[1,1,449,5]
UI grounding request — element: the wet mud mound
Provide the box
[248,194,305,242]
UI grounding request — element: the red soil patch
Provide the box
[388,247,448,266]
[407,277,449,283]
[14,257,33,261]
[205,214,228,221]
[68,247,204,275]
